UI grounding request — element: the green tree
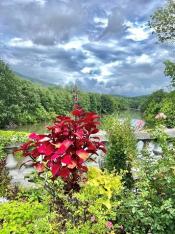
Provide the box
[0,59,136,128]
[103,116,136,188]
[101,94,115,114]
[142,90,167,126]
[150,0,175,42]
[164,60,175,87]
[150,0,175,87]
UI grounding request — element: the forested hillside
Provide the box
[0,60,141,128]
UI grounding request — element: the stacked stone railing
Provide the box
[135,128,175,155]
[4,128,175,186]
[5,143,35,187]
[97,128,175,168]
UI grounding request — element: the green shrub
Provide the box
[103,115,136,188]
[0,130,28,160]
[41,167,122,234]
[0,201,55,234]
[116,127,175,233]
[0,159,11,197]
[16,186,46,203]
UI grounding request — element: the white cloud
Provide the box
[94,17,108,28]
[125,21,151,41]
[136,54,152,64]
[126,54,153,65]
[81,67,92,74]
[8,38,34,48]
[59,36,89,50]
[35,0,46,6]
[100,60,122,77]
[100,66,113,77]
[0,0,171,96]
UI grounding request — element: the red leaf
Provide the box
[19,105,106,187]
[29,132,38,140]
[76,149,89,161]
[51,153,60,160]
[61,154,72,165]
[18,141,32,151]
[29,133,47,141]
[85,113,100,121]
[38,142,54,156]
[51,163,60,176]
[56,140,73,155]
[63,139,73,149]
[72,108,84,116]
[90,128,99,134]
[58,167,71,178]
[67,160,77,169]
[77,164,88,172]
[87,143,96,151]
[55,127,61,134]
[74,129,84,139]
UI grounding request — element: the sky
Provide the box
[0,0,173,96]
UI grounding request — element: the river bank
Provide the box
[2,110,143,133]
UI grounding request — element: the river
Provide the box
[7,110,143,133]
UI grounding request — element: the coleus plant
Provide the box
[18,104,106,190]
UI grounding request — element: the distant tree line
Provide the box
[0,60,140,128]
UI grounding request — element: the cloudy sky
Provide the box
[0,0,173,96]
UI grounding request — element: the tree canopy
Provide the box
[150,0,175,87]
[150,0,175,43]
[0,60,139,128]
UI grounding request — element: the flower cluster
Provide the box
[18,105,106,187]
[155,112,167,120]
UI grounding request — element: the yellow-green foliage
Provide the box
[0,201,56,234]
[0,130,28,159]
[49,167,122,233]
[63,167,122,233]
[0,130,28,143]
[76,167,122,210]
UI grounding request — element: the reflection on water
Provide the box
[13,121,51,133]
[10,110,143,133]
[118,110,142,120]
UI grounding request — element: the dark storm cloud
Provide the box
[0,0,86,44]
[0,0,171,96]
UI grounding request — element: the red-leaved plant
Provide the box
[18,104,106,191]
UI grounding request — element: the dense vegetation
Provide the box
[0,200,55,233]
[1,118,175,233]
[1,1,175,233]
[117,127,175,233]
[141,0,175,127]
[103,116,136,188]
[0,60,143,129]
[141,90,175,127]
[0,130,28,160]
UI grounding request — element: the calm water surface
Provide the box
[9,110,143,133]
